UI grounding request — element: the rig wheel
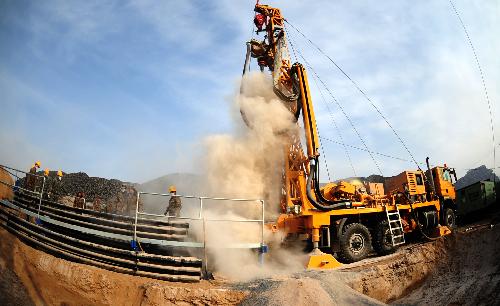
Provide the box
[443,208,456,228]
[338,223,372,263]
[373,220,398,256]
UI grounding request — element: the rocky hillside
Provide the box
[455,165,499,190]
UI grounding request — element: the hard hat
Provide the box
[44,168,50,176]
[35,161,41,167]
[57,170,63,177]
[169,185,176,193]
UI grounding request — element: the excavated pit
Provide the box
[1,217,499,305]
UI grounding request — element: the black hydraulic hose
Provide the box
[242,42,252,77]
[306,160,350,211]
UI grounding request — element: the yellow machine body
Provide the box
[247,3,449,270]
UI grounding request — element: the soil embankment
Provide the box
[0,167,14,200]
[0,227,247,306]
[1,221,499,305]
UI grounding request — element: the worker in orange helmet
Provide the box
[25,161,41,191]
[164,185,182,217]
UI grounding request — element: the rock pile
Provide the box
[13,169,147,215]
[56,172,125,202]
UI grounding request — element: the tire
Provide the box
[338,223,372,263]
[373,220,398,256]
[443,208,456,228]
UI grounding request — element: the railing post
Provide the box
[199,197,203,219]
[37,176,46,221]
[202,218,209,278]
[133,192,140,248]
[259,199,266,266]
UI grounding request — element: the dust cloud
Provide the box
[191,72,304,280]
[202,72,298,213]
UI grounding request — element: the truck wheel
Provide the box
[372,221,398,255]
[443,208,456,228]
[338,223,372,263]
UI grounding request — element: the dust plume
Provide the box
[192,72,304,280]
[202,72,298,214]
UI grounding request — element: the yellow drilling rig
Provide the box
[242,3,451,268]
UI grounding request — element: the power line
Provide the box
[284,19,421,171]
[449,0,496,180]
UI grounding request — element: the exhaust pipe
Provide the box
[426,157,437,199]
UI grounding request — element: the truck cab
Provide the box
[431,166,456,201]
[425,162,458,228]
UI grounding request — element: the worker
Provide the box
[164,185,182,217]
[93,196,102,212]
[48,170,64,202]
[25,161,41,191]
[73,192,86,210]
[115,185,127,215]
[39,168,50,193]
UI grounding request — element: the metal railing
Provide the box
[1,164,269,270]
[1,164,46,220]
[134,191,267,264]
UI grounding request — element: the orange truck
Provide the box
[243,3,451,269]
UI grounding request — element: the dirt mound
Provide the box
[393,225,500,305]
[239,277,383,306]
[338,224,500,305]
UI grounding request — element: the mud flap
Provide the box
[429,225,452,238]
[306,249,342,269]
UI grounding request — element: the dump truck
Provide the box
[242,3,450,268]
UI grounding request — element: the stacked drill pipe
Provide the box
[0,190,202,282]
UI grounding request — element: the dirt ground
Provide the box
[1,219,499,306]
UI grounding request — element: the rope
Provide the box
[285,20,421,171]
[449,0,496,181]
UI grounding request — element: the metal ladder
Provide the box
[385,205,406,246]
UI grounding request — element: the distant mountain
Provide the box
[455,165,499,190]
[138,173,203,215]
[139,173,203,195]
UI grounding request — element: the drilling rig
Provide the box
[242,3,451,268]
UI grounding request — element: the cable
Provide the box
[308,65,358,177]
[283,28,380,175]
[293,47,384,176]
[285,25,331,180]
[449,0,496,182]
[318,133,332,181]
[284,23,298,63]
[320,136,409,162]
[285,20,421,171]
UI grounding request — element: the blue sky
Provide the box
[1,0,499,183]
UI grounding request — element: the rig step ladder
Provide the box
[385,205,406,246]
